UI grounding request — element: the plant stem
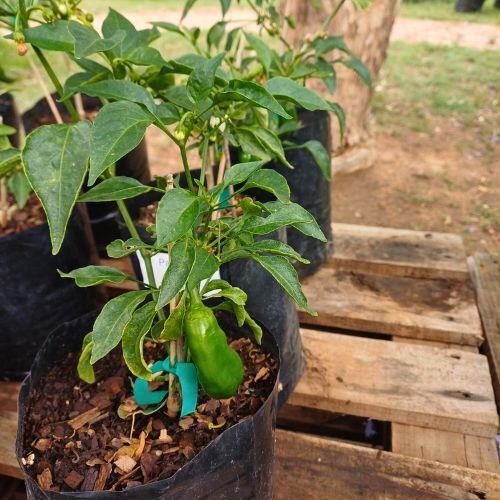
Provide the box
[32,47,80,122]
[199,135,209,187]
[322,0,346,32]
[179,144,195,192]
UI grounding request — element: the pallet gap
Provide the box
[299,323,392,341]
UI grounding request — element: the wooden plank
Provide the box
[469,254,500,407]
[300,266,483,346]
[392,424,500,473]
[330,223,469,280]
[292,329,498,437]
[275,430,500,499]
[394,337,479,353]
[0,382,23,479]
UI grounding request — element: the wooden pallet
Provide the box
[1,224,500,498]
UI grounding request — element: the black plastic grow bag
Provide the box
[270,108,333,278]
[0,92,22,148]
[22,94,151,255]
[17,309,279,499]
[0,205,101,380]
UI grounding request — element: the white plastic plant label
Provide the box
[136,252,221,292]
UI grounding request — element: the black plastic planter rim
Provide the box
[16,311,281,497]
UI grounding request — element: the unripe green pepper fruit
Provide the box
[184,293,244,399]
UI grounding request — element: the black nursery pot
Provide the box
[22,94,151,256]
[0,92,22,148]
[0,205,101,380]
[17,310,280,499]
[271,108,333,278]
[118,175,305,409]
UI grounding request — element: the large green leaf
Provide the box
[329,102,346,143]
[156,240,196,310]
[223,160,264,186]
[23,20,74,52]
[89,101,153,185]
[59,265,130,287]
[235,129,272,163]
[79,176,151,202]
[264,77,330,111]
[156,188,200,247]
[207,22,226,50]
[68,22,124,58]
[252,254,316,315]
[22,121,91,254]
[216,80,291,119]
[245,32,273,73]
[187,53,225,104]
[90,290,150,364]
[102,8,136,38]
[181,0,199,20]
[122,302,157,380]
[79,80,157,114]
[311,35,352,57]
[242,169,290,203]
[187,247,219,290]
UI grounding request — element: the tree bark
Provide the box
[282,0,400,152]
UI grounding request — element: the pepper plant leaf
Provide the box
[68,22,125,58]
[251,254,317,316]
[181,0,199,20]
[187,53,225,104]
[78,176,152,202]
[89,101,154,185]
[22,121,91,254]
[156,188,200,247]
[159,295,186,341]
[157,240,196,310]
[90,290,150,364]
[216,80,291,119]
[207,22,226,50]
[245,32,273,73]
[23,20,75,52]
[106,238,151,258]
[341,58,372,87]
[329,102,346,143]
[235,129,272,163]
[245,239,310,264]
[223,160,264,186]
[187,247,219,290]
[78,333,95,384]
[122,302,157,380]
[78,80,157,114]
[264,77,331,111]
[265,201,327,241]
[242,169,290,204]
[59,265,130,287]
[248,127,293,168]
[7,171,31,209]
[286,140,331,181]
[0,148,21,176]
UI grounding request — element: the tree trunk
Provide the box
[282,0,400,155]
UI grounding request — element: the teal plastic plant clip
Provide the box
[133,357,198,417]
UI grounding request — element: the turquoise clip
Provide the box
[133,357,199,417]
[219,187,231,208]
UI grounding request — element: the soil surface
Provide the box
[22,334,277,493]
[0,193,46,238]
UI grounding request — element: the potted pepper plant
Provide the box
[14,4,326,496]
